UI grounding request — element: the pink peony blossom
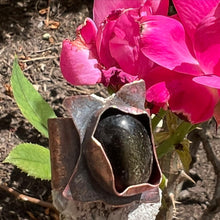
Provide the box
[140,0,220,123]
[60,0,220,124]
[60,0,169,87]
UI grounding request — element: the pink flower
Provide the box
[140,0,220,123]
[60,0,169,87]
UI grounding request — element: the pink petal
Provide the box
[143,67,219,123]
[140,15,201,75]
[101,67,138,90]
[60,39,101,85]
[194,3,220,75]
[171,14,196,58]
[96,10,120,68]
[93,0,146,26]
[193,75,220,89]
[167,76,219,123]
[146,82,170,108]
[77,18,97,45]
[173,0,219,39]
[145,0,169,15]
[108,9,153,76]
[143,66,178,88]
[77,18,98,58]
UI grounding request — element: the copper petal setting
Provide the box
[48,80,162,207]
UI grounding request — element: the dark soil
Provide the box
[0,1,220,219]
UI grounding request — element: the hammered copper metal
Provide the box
[48,118,80,191]
[49,80,162,206]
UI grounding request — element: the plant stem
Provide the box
[152,108,167,130]
[156,121,195,158]
[0,183,59,214]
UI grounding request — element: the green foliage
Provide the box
[11,58,56,137]
[8,57,56,178]
[154,132,170,145]
[4,143,51,180]
[156,121,194,159]
[166,110,178,134]
[175,139,192,171]
[151,108,167,130]
[159,174,168,190]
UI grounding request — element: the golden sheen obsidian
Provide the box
[94,114,153,192]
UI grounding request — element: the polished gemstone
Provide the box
[94,113,153,192]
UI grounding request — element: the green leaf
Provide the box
[11,57,56,137]
[166,111,178,134]
[154,131,170,145]
[151,108,167,130]
[156,121,194,158]
[175,139,192,171]
[159,173,168,190]
[4,143,51,180]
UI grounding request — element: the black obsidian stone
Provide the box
[94,113,153,192]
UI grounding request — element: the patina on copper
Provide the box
[48,118,80,191]
[48,80,162,206]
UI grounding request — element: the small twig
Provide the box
[200,130,220,173]
[0,183,59,214]
[20,56,58,63]
[33,43,62,54]
[46,0,51,26]
[2,59,12,68]
[195,124,220,219]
